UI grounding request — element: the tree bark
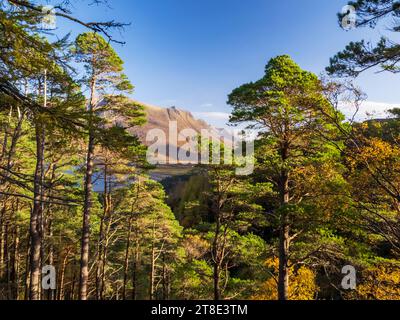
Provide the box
[98,167,113,300]
[79,131,94,300]
[79,78,97,301]
[132,242,139,301]
[58,248,70,301]
[24,233,30,300]
[29,123,45,300]
[0,206,6,280]
[278,215,290,300]
[95,165,107,300]
[47,218,54,300]
[10,225,19,300]
[71,262,77,300]
[278,162,290,301]
[122,216,132,300]
[4,222,10,298]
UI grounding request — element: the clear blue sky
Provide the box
[56,0,400,127]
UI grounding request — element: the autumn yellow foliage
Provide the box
[252,258,318,300]
[356,264,400,300]
[349,138,400,169]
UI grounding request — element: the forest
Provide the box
[0,0,399,301]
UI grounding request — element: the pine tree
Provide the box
[228,55,340,300]
[73,32,145,300]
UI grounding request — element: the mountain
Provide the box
[129,102,224,148]
[126,102,231,180]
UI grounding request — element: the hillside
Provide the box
[126,102,230,179]
[129,102,224,148]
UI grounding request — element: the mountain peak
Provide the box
[128,101,218,147]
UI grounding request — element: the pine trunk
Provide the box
[278,166,290,301]
[10,225,19,299]
[122,216,132,300]
[132,243,139,300]
[29,123,45,300]
[79,78,96,300]
[79,132,94,300]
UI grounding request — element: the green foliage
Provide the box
[328,1,400,77]
[1,1,400,301]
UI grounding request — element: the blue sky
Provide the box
[54,0,400,127]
